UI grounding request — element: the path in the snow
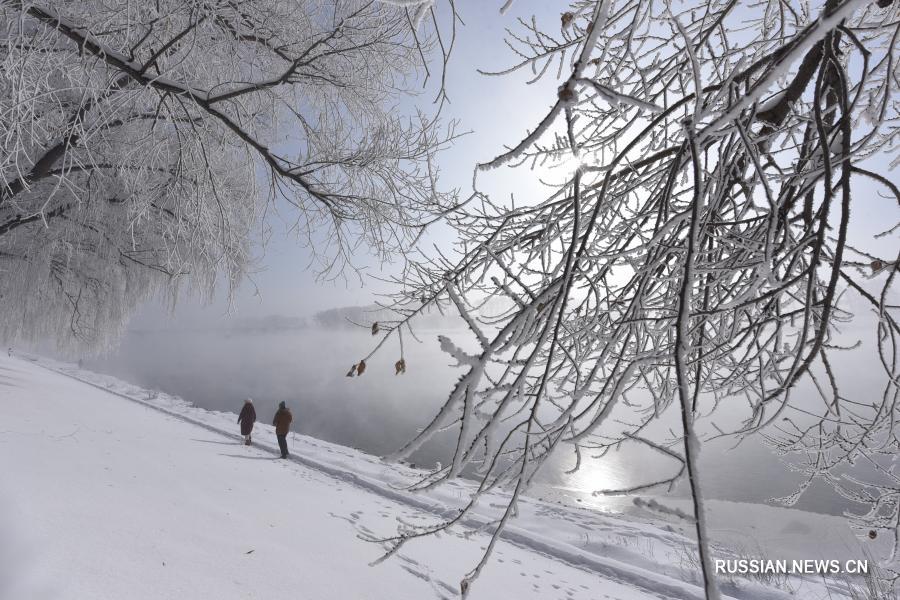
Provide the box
[8,354,838,600]
[0,354,694,600]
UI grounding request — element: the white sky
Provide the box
[129,0,899,330]
[131,2,569,329]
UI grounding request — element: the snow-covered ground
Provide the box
[0,354,881,600]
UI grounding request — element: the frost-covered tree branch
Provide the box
[360,0,900,596]
[1,0,458,349]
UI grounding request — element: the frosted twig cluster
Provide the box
[1,0,457,349]
[364,0,900,596]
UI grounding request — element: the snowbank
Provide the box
[0,354,874,599]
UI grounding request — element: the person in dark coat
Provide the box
[237,398,256,446]
[272,401,293,458]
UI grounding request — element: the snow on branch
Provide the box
[362,0,900,596]
[1,0,457,350]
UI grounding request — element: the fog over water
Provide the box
[82,312,886,519]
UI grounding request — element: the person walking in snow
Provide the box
[272,401,293,458]
[237,398,256,446]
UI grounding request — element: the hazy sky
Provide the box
[129,2,571,330]
[129,0,898,331]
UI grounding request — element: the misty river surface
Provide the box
[85,326,874,518]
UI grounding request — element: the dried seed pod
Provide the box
[346,364,356,377]
[356,359,367,376]
[561,11,574,28]
[871,260,885,274]
[395,358,406,375]
[557,84,577,104]
[371,322,379,335]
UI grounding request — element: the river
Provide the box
[84,326,876,518]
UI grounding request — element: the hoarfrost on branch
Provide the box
[364,0,900,596]
[0,0,457,349]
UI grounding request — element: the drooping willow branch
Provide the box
[1,0,459,349]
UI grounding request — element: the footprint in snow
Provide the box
[327,511,356,525]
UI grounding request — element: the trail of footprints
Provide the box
[330,505,650,600]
